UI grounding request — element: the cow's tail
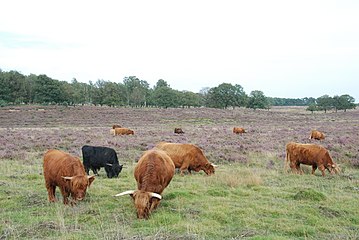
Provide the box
[284,151,290,172]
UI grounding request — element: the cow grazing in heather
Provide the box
[233,127,246,134]
[43,149,95,205]
[114,149,175,219]
[155,142,216,176]
[174,128,185,134]
[112,124,122,129]
[82,145,123,178]
[309,130,325,140]
[111,127,134,135]
[285,142,340,176]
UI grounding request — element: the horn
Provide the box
[114,190,135,197]
[62,176,73,180]
[149,192,162,199]
[107,163,113,166]
[87,175,95,179]
[211,164,218,168]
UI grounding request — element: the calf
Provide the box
[43,149,95,205]
[82,145,123,178]
[309,130,325,140]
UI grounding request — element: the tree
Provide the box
[178,91,202,108]
[306,103,318,113]
[333,94,356,112]
[0,70,27,104]
[151,86,179,108]
[123,76,150,107]
[316,95,333,113]
[205,83,247,109]
[246,90,270,110]
[33,75,66,104]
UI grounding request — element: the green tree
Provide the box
[205,83,247,109]
[178,91,202,108]
[33,75,66,104]
[333,94,356,112]
[0,70,27,104]
[306,103,318,113]
[123,76,150,107]
[246,90,270,110]
[316,95,333,113]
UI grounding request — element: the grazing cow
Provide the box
[309,130,325,140]
[111,127,134,135]
[114,149,175,219]
[285,142,340,176]
[112,124,122,129]
[82,145,123,178]
[174,128,185,134]
[155,142,216,176]
[233,127,246,134]
[43,149,95,205]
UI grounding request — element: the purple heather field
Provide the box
[0,105,358,169]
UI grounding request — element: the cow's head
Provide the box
[106,163,123,178]
[203,163,216,175]
[114,190,162,219]
[62,175,95,201]
[129,130,134,135]
[327,163,340,174]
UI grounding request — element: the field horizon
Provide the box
[0,105,358,239]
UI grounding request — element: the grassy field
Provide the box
[0,105,358,239]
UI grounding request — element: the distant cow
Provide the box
[114,149,175,219]
[112,124,122,129]
[82,145,123,178]
[111,127,134,135]
[155,142,216,176]
[285,142,340,176]
[309,130,325,140]
[174,128,185,134]
[43,149,95,205]
[233,127,246,134]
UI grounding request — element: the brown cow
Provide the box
[174,128,185,134]
[233,127,246,134]
[285,142,340,176]
[43,149,95,205]
[309,130,325,140]
[155,142,216,176]
[112,124,122,129]
[111,127,134,135]
[114,149,175,219]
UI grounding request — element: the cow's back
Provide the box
[44,149,85,184]
[134,149,175,194]
[82,145,118,165]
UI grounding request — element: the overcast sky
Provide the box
[1,0,358,101]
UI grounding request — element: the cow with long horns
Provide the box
[114,149,175,219]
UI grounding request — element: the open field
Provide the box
[0,105,358,239]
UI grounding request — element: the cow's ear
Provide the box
[62,176,73,182]
[87,175,95,186]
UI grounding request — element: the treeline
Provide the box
[0,69,356,112]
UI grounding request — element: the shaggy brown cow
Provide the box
[233,127,246,134]
[285,142,340,176]
[309,130,325,140]
[111,127,134,135]
[114,149,175,219]
[43,149,95,205]
[112,124,122,129]
[155,142,216,176]
[174,128,185,134]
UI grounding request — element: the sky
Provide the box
[0,0,358,101]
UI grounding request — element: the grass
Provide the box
[0,106,359,239]
[1,157,358,239]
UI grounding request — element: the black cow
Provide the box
[82,145,123,178]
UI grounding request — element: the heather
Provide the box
[0,105,358,239]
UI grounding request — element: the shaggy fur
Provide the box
[112,124,122,129]
[285,142,339,176]
[133,149,175,219]
[155,142,215,176]
[309,130,325,140]
[43,149,95,205]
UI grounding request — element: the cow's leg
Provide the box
[311,165,317,175]
[318,165,326,176]
[46,183,56,202]
[295,163,302,174]
[91,167,98,175]
[179,164,189,176]
[289,162,297,174]
[84,166,90,175]
[59,187,70,204]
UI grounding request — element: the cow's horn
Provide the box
[62,176,73,180]
[211,163,218,168]
[149,192,162,199]
[87,175,95,179]
[107,163,113,166]
[114,190,135,197]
